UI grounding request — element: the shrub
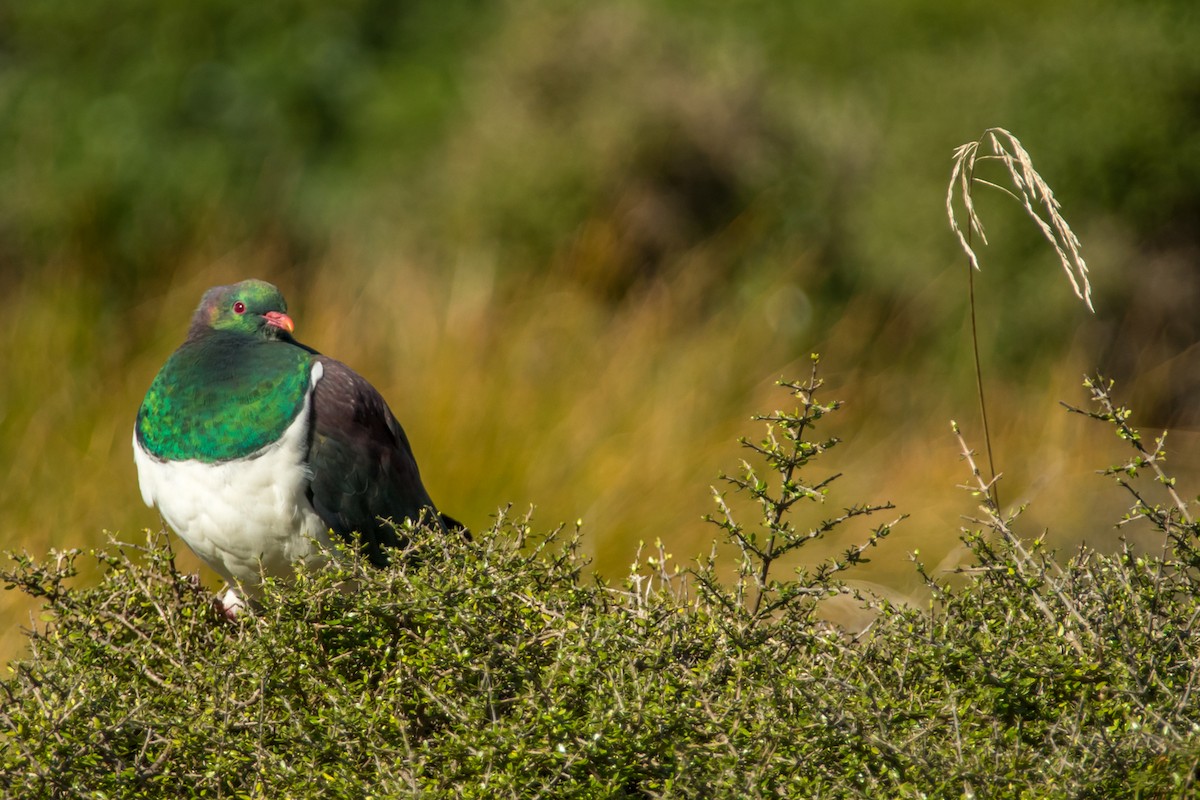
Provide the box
[4,365,1200,798]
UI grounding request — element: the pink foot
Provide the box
[213,586,247,621]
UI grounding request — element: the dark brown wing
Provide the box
[305,356,447,566]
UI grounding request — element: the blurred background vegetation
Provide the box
[3,0,1200,661]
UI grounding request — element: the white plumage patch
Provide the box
[133,362,329,600]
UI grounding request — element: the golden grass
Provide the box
[948,127,1092,310]
[0,249,1167,665]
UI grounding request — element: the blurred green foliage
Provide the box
[3,0,1200,660]
[4,1,1198,316]
[0,0,497,288]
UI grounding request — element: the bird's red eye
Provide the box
[233,301,246,314]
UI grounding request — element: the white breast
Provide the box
[133,362,331,597]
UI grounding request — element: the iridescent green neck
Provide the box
[136,332,314,463]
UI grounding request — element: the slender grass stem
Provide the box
[966,251,999,510]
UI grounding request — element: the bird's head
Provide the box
[191,280,296,341]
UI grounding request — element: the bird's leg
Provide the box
[214,585,248,621]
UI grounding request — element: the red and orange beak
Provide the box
[263,311,295,334]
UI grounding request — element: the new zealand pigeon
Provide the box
[133,279,460,612]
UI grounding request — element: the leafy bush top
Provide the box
[4,368,1200,798]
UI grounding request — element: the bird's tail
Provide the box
[439,512,471,541]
